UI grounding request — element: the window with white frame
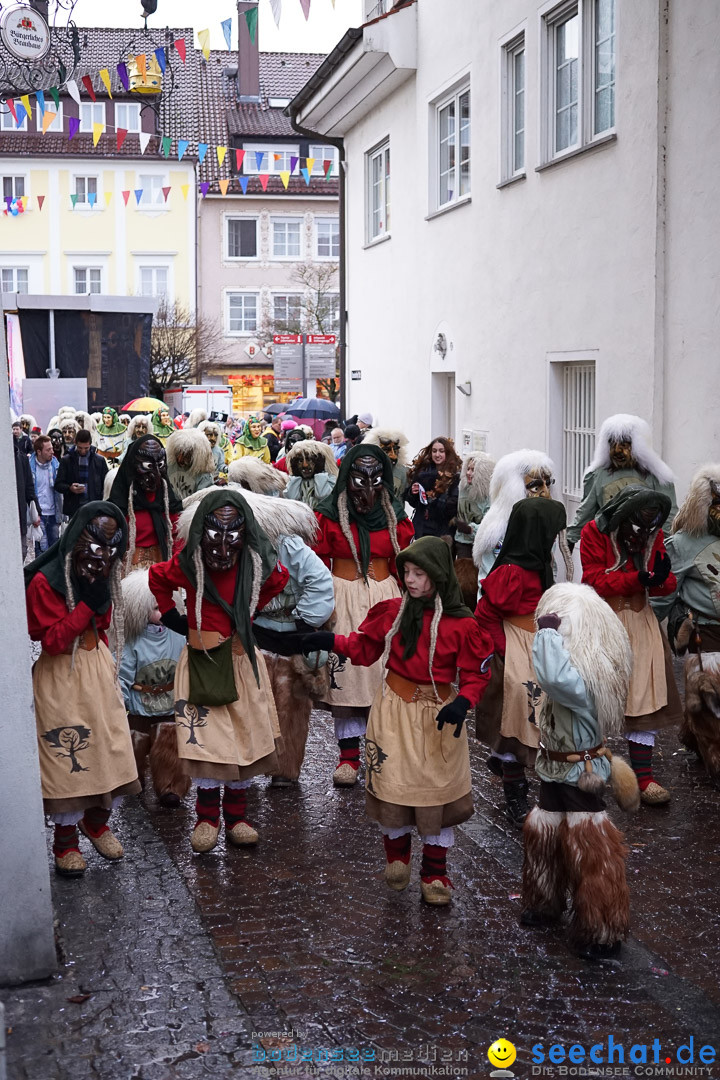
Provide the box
[562,361,596,498]
[542,0,615,163]
[227,292,258,334]
[273,293,303,329]
[271,218,302,259]
[1,268,28,293]
[434,84,470,209]
[138,174,165,207]
[74,267,102,294]
[79,102,105,132]
[115,102,141,133]
[501,33,526,180]
[321,292,340,334]
[366,139,390,242]
[243,144,299,174]
[139,266,169,298]
[2,175,25,200]
[74,175,98,206]
[310,144,339,176]
[226,217,258,259]
[316,217,340,259]
[35,102,63,131]
[0,102,27,131]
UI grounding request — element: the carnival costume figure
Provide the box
[148,490,287,852]
[198,420,228,481]
[522,582,638,960]
[567,414,678,547]
[303,537,493,905]
[285,439,339,508]
[403,437,462,540]
[96,407,127,467]
[475,498,568,826]
[151,406,175,447]
[274,428,306,474]
[122,414,152,455]
[453,451,495,556]
[108,434,182,573]
[364,428,410,500]
[166,428,215,500]
[118,569,188,807]
[580,486,682,804]
[313,444,415,786]
[232,414,271,464]
[25,501,141,876]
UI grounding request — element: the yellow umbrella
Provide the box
[121,396,166,412]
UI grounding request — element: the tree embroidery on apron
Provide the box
[523,680,543,726]
[365,739,387,794]
[175,700,209,746]
[42,725,92,773]
[327,651,346,690]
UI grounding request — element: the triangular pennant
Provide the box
[41,109,56,133]
[138,130,151,154]
[6,98,17,122]
[70,193,78,208]
[104,191,113,208]
[299,0,311,20]
[162,186,171,202]
[99,68,112,97]
[323,159,333,177]
[122,190,131,205]
[36,89,45,114]
[219,178,230,195]
[290,155,299,174]
[270,0,282,27]
[198,29,210,61]
[116,127,128,151]
[245,6,258,44]
[88,192,97,208]
[136,54,147,82]
[301,167,311,186]
[20,94,31,119]
[49,87,60,109]
[19,196,26,213]
[221,17,232,50]
[217,145,227,167]
[68,116,80,140]
[200,181,210,198]
[280,171,290,190]
[198,143,208,164]
[235,148,245,172]
[254,150,264,171]
[117,62,129,91]
[181,184,190,200]
[239,176,249,195]
[134,189,143,205]
[259,173,269,192]
[174,38,186,63]
[92,121,104,147]
[161,135,172,158]
[273,154,281,162]
[177,139,189,160]
[4,196,12,210]
[37,195,45,211]
[15,104,27,128]
[66,79,81,106]
[81,75,96,101]
[154,47,166,74]
[305,157,315,174]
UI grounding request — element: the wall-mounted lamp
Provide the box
[456,381,472,396]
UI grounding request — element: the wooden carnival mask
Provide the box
[73,516,123,583]
[134,437,167,494]
[201,506,245,571]
[523,469,555,499]
[347,455,384,514]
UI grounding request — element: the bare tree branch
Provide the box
[149,300,231,396]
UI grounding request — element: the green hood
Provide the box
[490,498,567,592]
[152,406,175,438]
[97,407,126,436]
[595,485,672,535]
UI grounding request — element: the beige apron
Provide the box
[324,572,401,709]
[615,603,667,716]
[499,621,543,750]
[33,643,139,804]
[173,639,281,781]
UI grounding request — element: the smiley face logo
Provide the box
[488,1039,517,1072]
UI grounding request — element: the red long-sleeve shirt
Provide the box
[313,516,415,577]
[334,597,493,707]
[580,521,676,598]
[26,572,111,653]
[148,554,288,636]
[474,564,543,658]
[130,492,179,550]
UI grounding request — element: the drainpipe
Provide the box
[287,114,347,419]
[46,308,59,378]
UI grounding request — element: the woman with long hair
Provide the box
[403,437,462,540]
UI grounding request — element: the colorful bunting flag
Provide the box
[161,135,172,157]
[259,174,269,191]
[178,139,189,160]
[36,89,45,114]
[270,0,282,27]
[162,186,171,202]
[290,155,299,174]
[301,167,310,185]
[49,87,60,109]
[81,76,96,101]
[68,116,80,140]
[136,54,147,82]
[154,47,166,74]
[139,131,151,154]
[181,184,190,200]
[99,68,113,97]
[255,150,264,171]
[70,193,78,208]
[280,171,290,189]
[20,94,31,119]
[323,159,333,177]
[200,181,210,198]
[299,0,311,20]
[15,104,27,128]
[134,189,143,205]
[92,121,104,147]
[104,191,113,207]
[41,109,57,134]
[37,195,45,211]
[219,178,230,195]
[6,98,16,123]
[116,127,128,151]
[88,191,97,208]
[245,6,258,44]
[122,190,131,205]
[306,157,315,175]
[217,145,227,167]
[117,62,130,91]
[174,38,186,63]
[66,80,81,106]
[235,148,245,171]
[221,17,232,50]
[198,143,208,164]
[198,30,210,61]
[239,176,249,194]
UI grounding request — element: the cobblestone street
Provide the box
[3,686,720,1080]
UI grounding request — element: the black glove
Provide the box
[454,519,472,535]
[537,613,562,631]
[161,608,189,637]
[301,631,336,655]
[77,577,110,612]
[638,551,671,588]
[294,618,317,636]
[436,695,471,739]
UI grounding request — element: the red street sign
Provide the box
[273,333,302,345]
[305,334,336,345]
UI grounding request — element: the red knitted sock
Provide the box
[420,844,453,888]
[223,786,250,828]
[195,786,221,827]
[383,833,411,865]
[628,741,654,791]
[53,824,80,856]
[338,737,360,771]
[81,806,111,839]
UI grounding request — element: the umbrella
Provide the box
[121,396,165,413]
[288,397,341,422]
[263,403,287,416]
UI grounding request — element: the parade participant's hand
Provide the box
[161,608,189,637]
[537,613,562,631]
[638,551,671,588]
[436,695,471,739]
[455,519,472,535]
[301,631,336,655]
[77,577,111,612]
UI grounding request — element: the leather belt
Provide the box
[605,593,646,613]
[385,669,451,704]
[132,680,175,694]
[506,613,536,632]
[61,627,99,654]
[132,544,162,566]
[540,742,606,763]
[188,629,245,656]
[332,557,390,582]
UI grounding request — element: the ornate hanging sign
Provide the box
[0,5,51,62]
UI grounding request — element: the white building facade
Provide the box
[292,0,720,512]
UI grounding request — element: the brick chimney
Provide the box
[236,0,260,102]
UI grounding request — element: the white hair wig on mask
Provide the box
[536,583,632,739]
[473,449,556,563]
[672,463,720,537]
[186,408,207,429]
[227,456,287,495]
[198,419,222,439]
[459,451,495,501]
[286,439,339,477]
[121,569,157,643]
[19,413,37,428]
[363,427,410,468]
[586,414,674,484]
[166,427,215,476]
[178,483,318,547]
[126,414,153,440]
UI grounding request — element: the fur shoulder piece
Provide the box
[227,457,287,494]
[120,569,156,643]
[587,414,674,484]
[363,427,410,468]
[286,439,339,476]
[673,463,720,536]
[460,451,495,501]
[537,582,632,738]
[166,428,215,475]
[178,483,318,546]
[473,448,555,562]
[186,408,207,429]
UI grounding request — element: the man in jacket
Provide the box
[55,429,108,517]
[30,435,63,556]
[14,441,40,560]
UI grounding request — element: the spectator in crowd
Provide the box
[263,414,284,463]
[357,413,374,433]
[30,435,63,556]
[14,440,40,560]
[55,429,108,517]
[12,421,33,456]
[330,427,348,462]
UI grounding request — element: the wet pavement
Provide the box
[3,682,720,1080]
